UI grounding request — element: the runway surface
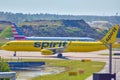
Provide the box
[0,50,120,80]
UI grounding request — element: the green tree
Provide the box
[0,58,10,72]
[0,58,10,80]
[0,26,13,38]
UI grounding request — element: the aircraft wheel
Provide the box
[57,53,63,58]
[13,52,16,56]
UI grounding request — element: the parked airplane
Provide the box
[2,25,120,58]
[10,23,95,41]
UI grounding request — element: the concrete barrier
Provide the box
[0,72,16,80]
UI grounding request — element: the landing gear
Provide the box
[13,51,16,57]
[57,53,63,58]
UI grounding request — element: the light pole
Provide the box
[109,43,112,74]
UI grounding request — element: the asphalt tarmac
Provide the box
[0,50,120,80]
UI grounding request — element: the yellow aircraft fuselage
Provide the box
[2,40,120,52]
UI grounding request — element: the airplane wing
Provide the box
[40,41,71,55]
[46,47,65,53]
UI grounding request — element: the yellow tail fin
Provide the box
[101,25,119,44]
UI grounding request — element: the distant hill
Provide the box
[1,19,119,39]
[18,20,103,39]
[0,11,120,39]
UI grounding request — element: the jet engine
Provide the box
[41,49,53,55]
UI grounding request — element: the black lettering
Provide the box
[49,42,53,47]
[63,42,68,47]
[106,27,117,42]
[42,42,49,49]
[34,42,41,48]
[58,42,62,47]
[38,41,68,49]
[53,42,57,47]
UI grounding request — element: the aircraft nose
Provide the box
[1,45,6,50]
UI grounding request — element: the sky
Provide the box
[0,0,120,16]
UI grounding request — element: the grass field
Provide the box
[30,59,105,80]
[6,59,105,80]
[8,59,105,80]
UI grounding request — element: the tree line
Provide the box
[0,12,120,24]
